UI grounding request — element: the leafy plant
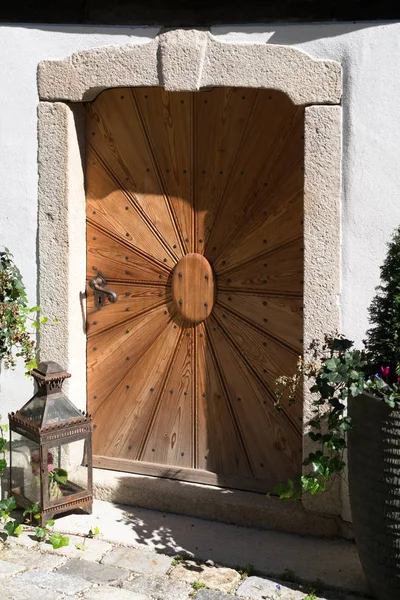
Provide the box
[0,496,23,537]
[87,525,100,538]
[0,247,41,371]
[4,519,23,537]
[30,452,69,501]
[48,531,70,550]
[48,468,68,486]
[274,226,400,500]
[171,554,184,567]
[35,518,70,549]
[274,334,400,500]
[364,225,400,377]
[191,580,206,591]
[23,502,41,524]
[0,496,17,521]
[75,526,100,550]
[274,336,364,499]
[75,542,87,551]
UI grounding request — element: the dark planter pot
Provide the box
[348,393,400,600]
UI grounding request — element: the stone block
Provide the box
[5,530,39,548]
[159,29,207,91]
[82,584,148,600]
[196,590,232,600]
[56,557,130,585]
[0,559,25,578]
[38,41,160,102]
[14,568,92,595]
[124,574,191,600]
[38,30,341,105]
[170,560,241,593]
[102,546,172,575]
[0,581,62,600]
[236,576,305,599]
[0,544,67,570]
[39,534,112,561]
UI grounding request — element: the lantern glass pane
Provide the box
[10,431,40,504]
[18,395,46,425]
[46,439,88,504]
[19,392,82,428]
[42,394,82,426]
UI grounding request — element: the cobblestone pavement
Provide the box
[0,528,372,600]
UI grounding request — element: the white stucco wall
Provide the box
[0,22,399,491]
[0,25,159,414]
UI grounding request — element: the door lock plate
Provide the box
[89,273,118,309]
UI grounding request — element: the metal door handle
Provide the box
[89,273,117,308]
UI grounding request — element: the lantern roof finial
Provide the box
[31,360,71,383]
[11,361,82,430]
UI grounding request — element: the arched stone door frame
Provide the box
[37,29,342,524]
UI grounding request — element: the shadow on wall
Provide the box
[8,21,382,46]
[211,21,383,45]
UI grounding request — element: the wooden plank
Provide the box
[213,189,303,274]
[87,90,182,259]
[140,328,195,468]
[217,238,303,296]
[194,87,259,253]
[133,88,194,254]
[91,317,181,459]
[93,456,280,494]
[206,91,303,263]
[87,283,169,336]
[207,315,302,482]
[196,322,253,478]
[87,224,168,283]
[218,292,303,351]
[211,306,303,431]
[87,147,175,266]
[88,304,172,412]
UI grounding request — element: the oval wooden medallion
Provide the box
[172,253,215,323]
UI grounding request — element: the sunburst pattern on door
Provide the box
[86,86,304,493]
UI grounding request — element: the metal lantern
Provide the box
[9,361,93,525]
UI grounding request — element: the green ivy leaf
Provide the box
[53,469,68,485]
[327,371,343,383]
[49,533,70,549]
[23,502,41,522]
[0,496,17,512]
[339,418,352,432]
[35,527,47,540]
[308,432,322,442]
[325,357,340,371]
[75,542,86,551]
[4,520,23,537]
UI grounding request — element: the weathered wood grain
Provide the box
[86,86,304,493]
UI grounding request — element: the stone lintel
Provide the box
[38,29,341,105]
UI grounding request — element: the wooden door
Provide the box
[86,87,304,493]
